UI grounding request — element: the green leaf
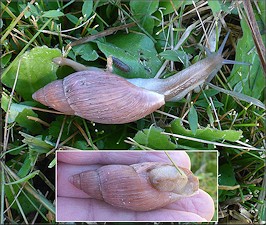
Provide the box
[228,18,265,99]
[15,108,42,134]
[28,3,40,17]
[133,126,176,150]
[130,0,159,34]
[1,46,61,100]
[73,140,90,150]
[195,99,224,108]
[188,105,198,135]
[218,163,238,200]
[48,158,56,168]
[139,15,155,34]
[130,0,159,16]
[208,0,221,15]
[20,132,54,154]
[1,53,12,68]
[18,156,32,177]
[170,119,243,148]
[42,10,64,18]
[82,0,93,19]
[159,50,190,66]
[4,103,31,123]
[65,13,79,24]
[219,163,237,186]
[18,3,31,18]
[97,33,162,78]
[156,1,184,15]
[71,43,98,61]
[3,101,42,134]
[6,171,40,185]
[1,93,9,112]
[206,105,215,126]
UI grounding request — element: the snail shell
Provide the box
[32,71,165,124]
[69,162,199,211]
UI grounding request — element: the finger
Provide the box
[57,197,207,222]
[57,197,135,221]
[166,189,215,221]
[57,151,191,168]
[136,209,207,222]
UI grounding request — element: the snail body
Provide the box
[69,162,199,211]
[33,32,243,124]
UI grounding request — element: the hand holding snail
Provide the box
[57,151,215,221]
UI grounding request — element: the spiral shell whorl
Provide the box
[32,80,75,115]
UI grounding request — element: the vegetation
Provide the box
[1,0,265,224]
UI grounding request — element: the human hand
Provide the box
[56,151,215,222]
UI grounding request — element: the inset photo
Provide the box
[56,151,218,222]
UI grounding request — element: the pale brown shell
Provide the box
[69,162,199,211]
[32,71,165,124]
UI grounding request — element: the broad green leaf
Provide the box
[218,163,238,200]
[219,163,237,186]
[65,13,79,24]
[195,99,224,108]
[42,10,64,18]
[1,46,61,100]
[228,18,265,99]
[188,105,198,135]
[130,0,159,16]
[71,43,98,61]
[5,103,30,123]
[199,89,220,98]
[82,0,93,19]
[3,100,42,134]
[1,93,9,112]
[20,132,54,154]
[139,15,154,35]
[97,33,162,78]
[130,0,159,34]
[156,1,184,15]
[159,50,190,66]
[15,108,42,134]
[208,0,221,15]
[133,126,176,150]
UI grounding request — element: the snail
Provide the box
[32,32,245,124]
[68,162,199,211]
